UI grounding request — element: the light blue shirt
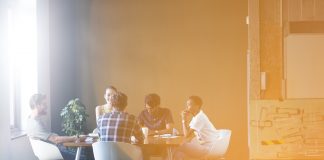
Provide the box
[26,116,56,141]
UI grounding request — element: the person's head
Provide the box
[186,96,203,115]
[144,93,160,114]
[110,92,127,111]
[104,86,117,104]
[29,94,47,115]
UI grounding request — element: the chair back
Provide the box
[29,138,63,160]
[92,141,143,160]
[205,129,232,158]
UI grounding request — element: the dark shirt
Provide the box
[97,111,144,143]
[138,107,173,131]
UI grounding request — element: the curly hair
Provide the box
[144,93,160,108]
[106,85,117,92]
[110,92,128,110]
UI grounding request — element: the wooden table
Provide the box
[63,135,184,160]
[63,141,93,160]
[142,135,184,160]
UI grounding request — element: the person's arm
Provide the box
[133,121,144,144]
[155,108,174,135]
[48,135,86,144]
[182,123,195,139]
[137,111,145,127]
[181,110,194,139]
[154,123,173,135]
[95,106,101,121]
[48,135,76,144]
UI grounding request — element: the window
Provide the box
[8,0,38,134]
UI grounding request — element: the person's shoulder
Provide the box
[95,105,104,109]
[138,109,147,116]
[99,111,112,119]
[128,113,136,118]
[197,110,209,120]
[160,107,172,113]
[103,111,114,116]
[126,113,137,120]
[28,115,41,123]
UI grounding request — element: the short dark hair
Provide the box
[145,93,160,108]
[30,94,46,109]
[110,92,127,110]
[188,96,203,107]
[106,85,117,92]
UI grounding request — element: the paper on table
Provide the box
[154,134,179,138]
[88,133,99,138]
[85,137,93,142]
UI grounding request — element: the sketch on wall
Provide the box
[250,100,324,159]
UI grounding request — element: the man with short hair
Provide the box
[138,93,174,159]
[26,94,91,160]
[174,96,219,160]
[138,93,174,135]
[97,92,144,143]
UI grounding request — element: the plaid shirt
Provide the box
[97,111,144,143]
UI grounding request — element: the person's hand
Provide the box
[180,136,192,145]
[75,135,87,142]
[181,109,192,123]
[148,129,156,136]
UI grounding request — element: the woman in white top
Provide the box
[95,86,117,121]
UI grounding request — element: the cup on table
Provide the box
[141,127,149,138]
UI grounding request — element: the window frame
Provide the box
[7,1,38,139]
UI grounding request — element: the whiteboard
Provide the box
[286,34,324,99]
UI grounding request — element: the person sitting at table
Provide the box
[95,85,117,121]
[26,94,93,160]
[174,96,219,160]
[97,91,144,143]
[138,93,174,135]
[138,93,174,160]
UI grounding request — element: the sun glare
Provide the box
[8,0,38,130]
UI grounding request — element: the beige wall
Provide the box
[76,0,248,159]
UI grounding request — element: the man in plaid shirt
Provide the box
[97,92,144,144]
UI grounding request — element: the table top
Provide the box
[63,135,184,147]
[142,135,184,146]
[63,141,94,147]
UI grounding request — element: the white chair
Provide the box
[203,129,232,160]
[92,141,143,160]
[29,138,64,160]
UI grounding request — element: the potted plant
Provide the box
[60,98,89,136]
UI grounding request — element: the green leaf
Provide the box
[60,98,88,136]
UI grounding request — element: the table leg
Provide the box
[75,147,82,160]
[167,147,173,160]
